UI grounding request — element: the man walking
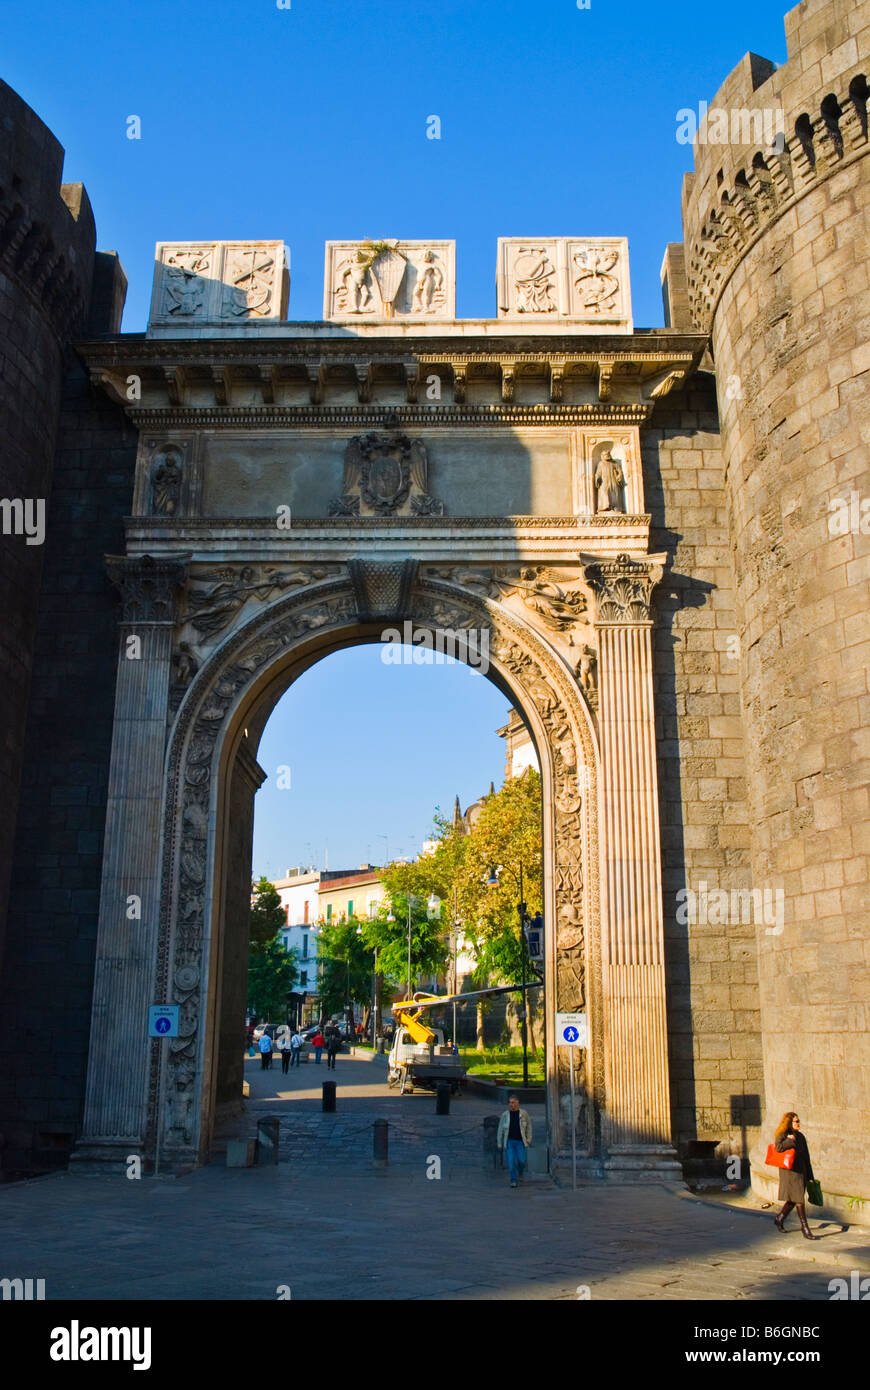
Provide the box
[278,1031,292,1074]
[258,1031,273,1071]
[290,1029,303,1068]
[326,1027,339,1071]
[496,1095,532,1188]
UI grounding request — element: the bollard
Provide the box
[436,1080,450,1115]
[372,1118,388,1168]
[256,1116,280,1165]
[322,1080,336,1112]
[483,1114,499,1169]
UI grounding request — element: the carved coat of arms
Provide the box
[329,431,444,517]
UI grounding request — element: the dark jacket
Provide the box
[776,1130,814,1181]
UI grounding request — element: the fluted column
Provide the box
[585,553,681,1177]
[73,554,188,1167]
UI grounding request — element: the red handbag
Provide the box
[766,1142,795,1169]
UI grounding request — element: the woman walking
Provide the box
[773,1111,817,1239]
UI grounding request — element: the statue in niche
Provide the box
[412,250,444,313]
[513,247,556,313]
[594,448,626,513]
[150,446,183,515]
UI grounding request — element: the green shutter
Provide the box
[326,904,332,920]
[348,900,353,916]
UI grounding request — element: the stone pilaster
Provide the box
[72,554,188,1168]
[585,553,681,1178]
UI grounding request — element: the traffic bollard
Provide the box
[373,1118,388,1168]
[436,1080,450,1115]
[256,1116,280,1165]
[483,1114,499,1169]
[322,1080,336,1112]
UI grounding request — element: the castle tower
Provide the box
[678,0,869,1210]
[0,80,98,958]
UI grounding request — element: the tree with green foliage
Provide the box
[249,875,286,946]
[316,914,378,1030]
[247,876,299,1020]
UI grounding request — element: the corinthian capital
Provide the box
[583,552,665,624]
[106,553,190,623]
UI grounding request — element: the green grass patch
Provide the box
[459,1045,546,1085]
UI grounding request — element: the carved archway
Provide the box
[151,571,602,1169]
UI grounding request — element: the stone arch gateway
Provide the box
[74,549,678,1178]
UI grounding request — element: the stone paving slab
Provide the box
[0,1158,860,1303]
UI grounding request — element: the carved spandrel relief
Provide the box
[497,236,632,331]
[148,241,289,332]
[179,564,339,648]
[324,240,455,320]
[329,431,444,518]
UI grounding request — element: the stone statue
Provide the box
[594,449,626,513]
[150,447,183,515]
[412,250,444,313]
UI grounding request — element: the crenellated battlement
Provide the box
[681,0,869,328]
[0,79,96,339]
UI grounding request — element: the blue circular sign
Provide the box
[562,1025,579,1043]
[155,1016,171,1034]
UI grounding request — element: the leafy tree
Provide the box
[317,914,378,1029]
[247,935,299,1021]
[250,875,286,947]
[454,767,543,985]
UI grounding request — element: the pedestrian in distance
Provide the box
[497,1094,532,1188]
[258,1031,273,1071]
[278,1032,292,1074]
[311,1029,325,1064]
[326,1028,339,1070]
[290,1029,303,1068]
[773,1110,818,1239]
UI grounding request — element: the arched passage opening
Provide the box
[211,641,550,1158]
[150,574,600,1172]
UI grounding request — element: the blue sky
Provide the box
[4,0,791,869]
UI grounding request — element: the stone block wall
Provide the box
[0,80,96,964]
[644,373,763,1162]
[0,358,136,1173]
[680,0,870,1213]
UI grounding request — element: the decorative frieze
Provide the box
[497,237,632,331]
[324,240,455,321]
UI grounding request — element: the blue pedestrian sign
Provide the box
[555,1011,588,1047]
[148,1005,180,1038]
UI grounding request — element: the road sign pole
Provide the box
[570,1045,577,1191]
[154,1036,165,1179]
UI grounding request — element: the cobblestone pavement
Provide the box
[1,1054,867,1302]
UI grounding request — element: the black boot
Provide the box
[774,1200,793,1232]
[796,1203,817,1239]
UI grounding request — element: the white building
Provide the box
[273,868,321,1002]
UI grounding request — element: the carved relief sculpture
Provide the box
[329,431,444,517]
[223,246,277,317]
[149,241,289,332]
[512,246,557,313]
[162,248,210,317]
[324,241,455,320]
[573,245,620,315]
